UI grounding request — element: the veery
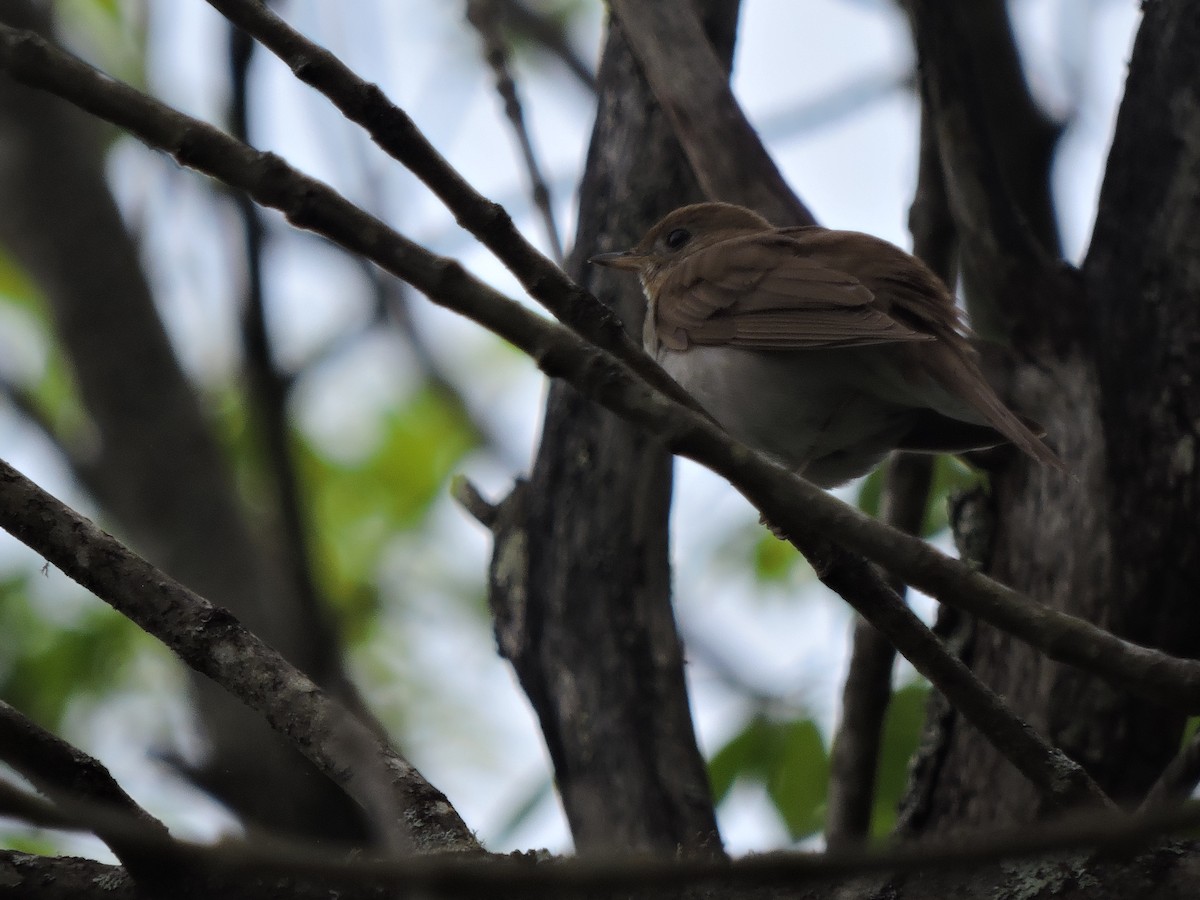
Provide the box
[590,202,1061,487]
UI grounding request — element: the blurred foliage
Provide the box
[0,574,145,731]
[0,830,62,858]
[0,249,89,442]
[856,454,982,537]
[752,529,811,583]
[1181,716,1200,747]
[301,383,480,639]
[709,715,829,841]
[870,680,928,837]
[208,367,480,643]
[56,0,147,86]
[707,679,929,842]
[499,0,591,60]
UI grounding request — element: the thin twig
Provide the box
[226,18,348,697]
[809,538,1107,811]
[467,0,564,263]
[450,475,499,530]
[201,0,710,421]
[495,0,595,91]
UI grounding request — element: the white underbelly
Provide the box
[658,344,921,487]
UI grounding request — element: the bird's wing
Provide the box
[654,233,933,351]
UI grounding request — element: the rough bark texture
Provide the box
[485,2,739,856]
[0,1,366,840]
[903,0,1200,832]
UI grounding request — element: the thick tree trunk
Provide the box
[903,0,1200,832]
[485,2,739,856]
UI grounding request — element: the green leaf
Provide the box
[752,530,809,582]
[300,383,480,626]
[0,248,89,440]
[55,0,148,86]
[0,248,38,306]
[708,718,768,805]
[921,456,983,536]
[1181,716,1200,747]
[765,719,829,840]
[708,715,830,840]
[871,680,930,837]
[0,575,145,730]
[856,466,885,518]
[856,455,984,537]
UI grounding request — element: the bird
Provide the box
[589,201,1062,488]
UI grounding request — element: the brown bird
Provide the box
[590,202,1061,487]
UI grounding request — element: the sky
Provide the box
[0,0,1141,860]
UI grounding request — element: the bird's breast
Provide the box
[656,344,920,487]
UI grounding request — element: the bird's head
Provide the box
[589,202,773,287]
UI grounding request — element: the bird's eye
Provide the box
[664,228,691,250]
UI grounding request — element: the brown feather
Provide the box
[654,233,931,350]
[591,202,1063,475]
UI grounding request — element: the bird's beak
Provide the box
[588,249,644,271]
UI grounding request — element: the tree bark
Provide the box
[485,1,739,856]
[903,0,1200,831]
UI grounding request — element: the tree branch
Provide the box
[466,0,564,262]
[226,17,355,729]
[0,699,171,883]
[1,774,1199,899]
[495,0,596,92]
[0,456,476,854]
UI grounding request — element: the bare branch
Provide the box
[0,699,171,881]
[811,538,1107,811]
[495,0,595,91]
[1,773,1198,898]
[0,455,476,853]
[225,18,354,721]
[466,0,564,263]
[606,0,813,226]
[450,475,499,529]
